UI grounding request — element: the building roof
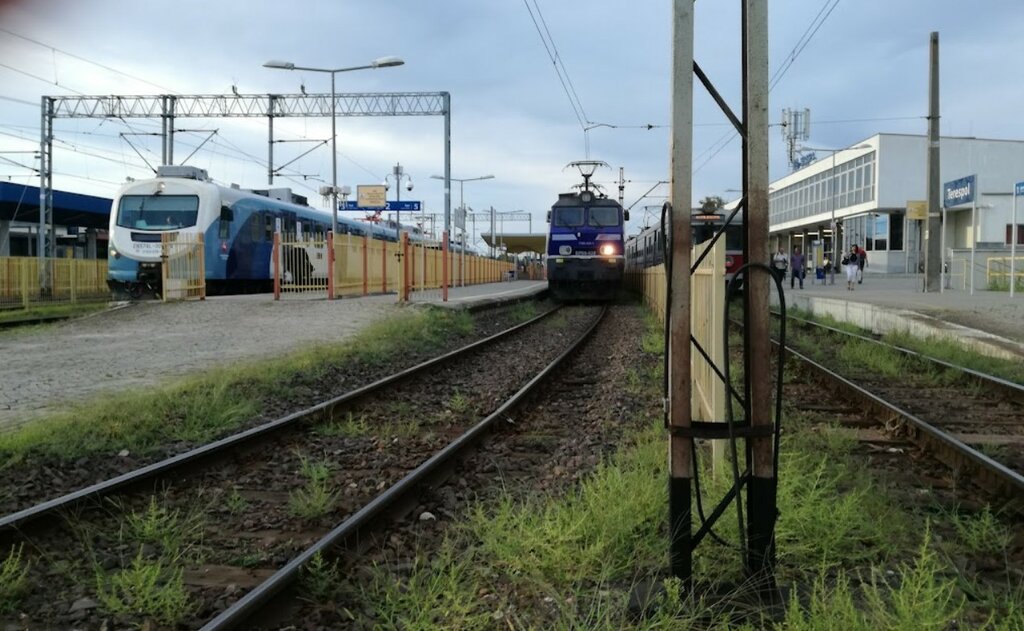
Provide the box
[0,182,111,229]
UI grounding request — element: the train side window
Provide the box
[218,206,233,240]
[264,214,274,240]
[250,214,261,241]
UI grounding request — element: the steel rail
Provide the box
[776,311,1024,403]
[781,341,1024,499]
[200,305,608,630]
[0,304,562,536]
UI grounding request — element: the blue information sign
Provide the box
[1015,181,1024,197]
[943,175,976,208]
[342,200,421,211]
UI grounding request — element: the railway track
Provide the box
[765,312,1024,503]
[2,304,606,628]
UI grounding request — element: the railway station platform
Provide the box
[409,280,548,310]
[773,273,1024,360]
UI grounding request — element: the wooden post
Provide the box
[327,231,335,300]
[272,231,281,300]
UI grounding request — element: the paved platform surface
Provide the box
[776,273,1024,359]
[0,281,548,430]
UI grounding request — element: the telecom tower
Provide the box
[781,108,811,171]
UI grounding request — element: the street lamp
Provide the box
[798,143,872,283]
[263,56,404,235]
[431,173,494,286]
[384,163,414,235]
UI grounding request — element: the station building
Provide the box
[767,133,1024,278]
[0,181,110,259]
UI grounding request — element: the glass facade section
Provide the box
[769,151,876,226]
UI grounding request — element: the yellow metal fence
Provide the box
[986,255,1024,291]
[160,233,206,301]
[0,256,109,310]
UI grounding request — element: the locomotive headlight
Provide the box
[599,243,617,256]
[109,247,120,259]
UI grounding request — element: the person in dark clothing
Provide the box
[856,246,867,284]
[790,246,806,289]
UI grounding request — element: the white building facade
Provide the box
[768,133,1024,280]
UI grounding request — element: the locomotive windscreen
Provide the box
[117,195,200,230]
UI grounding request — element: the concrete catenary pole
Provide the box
[924,32,942,292]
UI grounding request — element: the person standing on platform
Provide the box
[843,245,859,290]
[772,247,788,284]
[856,245,867,284]
[790,246,806,290]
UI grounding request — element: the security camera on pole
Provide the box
[384,163,413,236]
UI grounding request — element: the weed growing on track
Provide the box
[94,552,192,626]
[947,505,1013,556]
[224,488,248,515]
[315,411,371,438]
[289,455,339,521]
[0,544,29,614]
[884,330,1024,386]
[837,338,906,378]
[448,390,470,415]
[508,301,539,323]
[301,552,343,602]
[0,307,477,466]
[121,496,205,557]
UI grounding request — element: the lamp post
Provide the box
[798,143,872,283]
[263,56,404,235]
[384,163,414,236]
[431,173,494,286]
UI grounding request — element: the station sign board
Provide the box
[942,175,976,208]
[1015,181,1024,196]
[906,200,928,221]
[341,200,422,211]
[357,185,386,209]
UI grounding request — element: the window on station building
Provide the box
[890,213,904,251]
[872,214,888,251]
[1007,224,1024,245]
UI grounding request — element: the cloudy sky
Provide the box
[1,0,1023,244]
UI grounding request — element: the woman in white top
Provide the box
[844,245,859,290]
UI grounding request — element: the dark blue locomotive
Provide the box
[545,161,628,300]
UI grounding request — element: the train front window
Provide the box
[553,207,584,227]
[588,207,619,227]
[117,195,199,230]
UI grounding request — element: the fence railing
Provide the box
[985,255,1024,292]
[625,239,725,427]
[160,233,206,301]
[272,231,515,301]
[0,256,109,310]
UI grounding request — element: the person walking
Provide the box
[856,245,867,284]
[772,247,788,284]
[790,246,806,289]
[843,245,859,290]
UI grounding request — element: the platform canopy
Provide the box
[481,232,547,254]
[0,182,111,229]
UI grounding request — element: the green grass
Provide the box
[0,307,477,466]
[0,544,29,614]
[946,505,1013,556]
[507,301,540,323]
[883,330,1024,386]
[289,455,339,521]
[301,552,343,603]
[836,338,907,378]
[315,411,371,438]
[121,496,205,557]
[448,390,471,416]
[95,552,193,626]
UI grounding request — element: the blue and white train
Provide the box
[107,166,402,297]
[545,161,628,300]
